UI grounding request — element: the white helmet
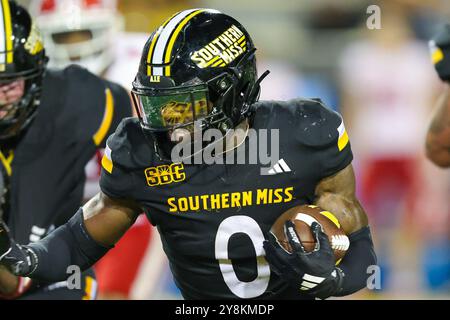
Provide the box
[30,0,124,75]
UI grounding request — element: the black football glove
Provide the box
[0,220,37,276]
[263,221,345,299]
[429,24,450,82]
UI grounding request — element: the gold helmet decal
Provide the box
[190,25,247,69]
[24,23,44,56]
[161,100,210,127]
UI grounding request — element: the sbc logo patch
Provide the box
[145,163,185,187]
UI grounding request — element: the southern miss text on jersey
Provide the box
[100,98,352,299]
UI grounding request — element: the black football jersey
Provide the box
[100,98,353,299]
[1,65,131,244]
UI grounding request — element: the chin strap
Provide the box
[241,69,270,118]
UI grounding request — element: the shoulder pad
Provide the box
[291,98,345,149]
[104,117,156,171]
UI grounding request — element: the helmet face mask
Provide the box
[133,9,264,161]
[132,68,251,161]
[132,78,220,161]
[0,1,47,141]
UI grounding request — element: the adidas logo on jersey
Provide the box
[267,159,291,175]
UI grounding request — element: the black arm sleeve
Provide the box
[335,226,377,296]
[25,208,112,282]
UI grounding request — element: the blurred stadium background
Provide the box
[16,0,450,299]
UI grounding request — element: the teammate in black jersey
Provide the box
[0,8,376,299]
[0,1,131,299]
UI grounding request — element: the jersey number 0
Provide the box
[215,215,271,298]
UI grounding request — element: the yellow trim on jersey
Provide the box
[0,149,13,176]
[163,9,205,76]
[336,258,342,266]
[338,130,349,151]
[1,0,13,64]
[431,47,444,64]
[319,210,341,229]
[337,121,349,151]
[101,154,113,174]
[101,145,113,174]
[82,276,96,300]
[93,88,114,146]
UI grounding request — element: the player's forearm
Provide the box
[0,266,19,296]
[1,193,139,282]
[25,208,112,282]
[426,84,450,167]
[334,226,376,296]
[23,193,139,281]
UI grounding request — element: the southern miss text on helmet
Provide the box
[132,8,268,160]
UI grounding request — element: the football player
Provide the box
[0,1,131,299]
[0,9,376,299]
[32,0,161,299]
[427,24,450,168]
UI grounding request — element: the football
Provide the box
[271,204,349,262]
